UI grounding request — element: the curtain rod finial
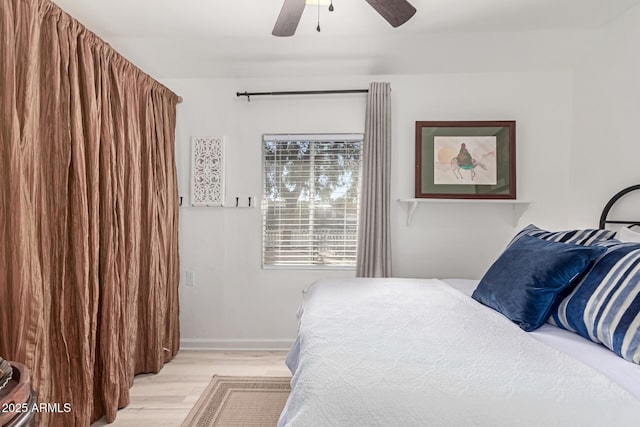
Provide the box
[236,91,251,101]
[177,96,183,104]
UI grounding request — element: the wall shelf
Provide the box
[398,198,531,226]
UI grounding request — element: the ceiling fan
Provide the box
[272,0,417,37]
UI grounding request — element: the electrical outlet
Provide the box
[186,271,195,286]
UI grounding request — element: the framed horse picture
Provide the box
[415,121,516,199]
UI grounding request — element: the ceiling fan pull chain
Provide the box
[317,1,321,32]
[329,1,334,12]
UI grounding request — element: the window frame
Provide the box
[261,133,364,270]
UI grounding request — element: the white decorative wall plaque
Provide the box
[191,136,225,206]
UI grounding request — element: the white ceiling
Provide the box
[51,0,640,78]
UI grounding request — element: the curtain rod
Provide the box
[236,89,369,101]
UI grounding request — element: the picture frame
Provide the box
[415,121,516,199]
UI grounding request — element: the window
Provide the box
[262,134,363,268]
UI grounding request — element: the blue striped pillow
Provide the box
[510,224,616,246]
[550,240,640,364]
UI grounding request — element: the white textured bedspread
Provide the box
[281,278,640,427]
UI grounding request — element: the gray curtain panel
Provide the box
[356,82,392,277]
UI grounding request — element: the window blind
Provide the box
[262,134,363,268]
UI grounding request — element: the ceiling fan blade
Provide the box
[272,0,306,37]
[364,0,417,27]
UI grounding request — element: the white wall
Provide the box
[163,70,574,348]
[568,4,640,227]
[168,76,368,348]
[162,5,640,348]
[390,73,573,279]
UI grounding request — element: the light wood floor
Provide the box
[90,350,290,427]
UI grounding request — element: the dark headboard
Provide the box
[599,184,640,229]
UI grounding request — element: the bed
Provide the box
[278,186,640,427]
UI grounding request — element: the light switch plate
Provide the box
[186,271,195,286]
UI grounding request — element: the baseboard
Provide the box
[180,338,295,351]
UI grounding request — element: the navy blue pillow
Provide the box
[472,234,606,331]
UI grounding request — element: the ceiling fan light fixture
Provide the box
[274,0,415,37]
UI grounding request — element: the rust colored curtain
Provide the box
[0,0,180,425]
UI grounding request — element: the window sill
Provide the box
[262,265,356,271]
